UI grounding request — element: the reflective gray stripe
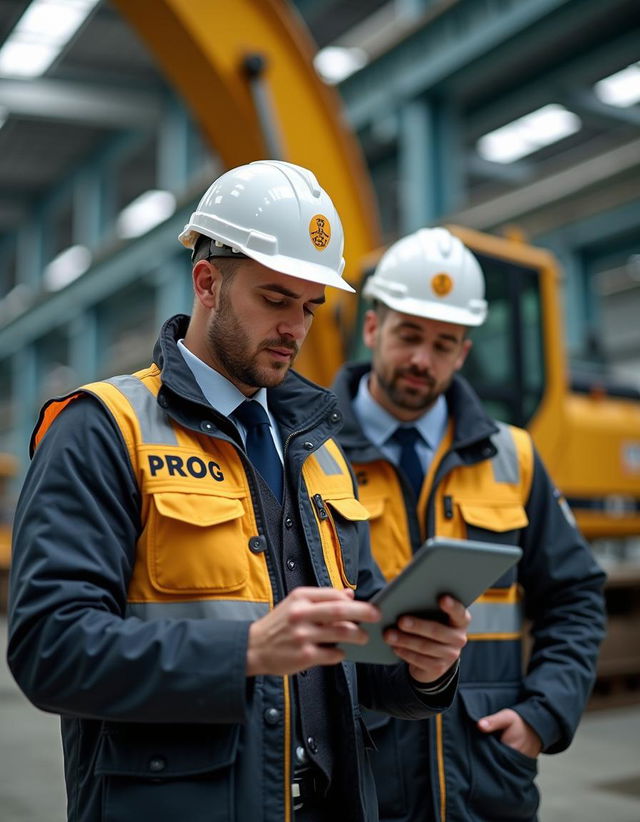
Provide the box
[314,443,342,475]
[468,600,523,636]
[106,375,177,445]
[126,600,270,621]
[490,423,519,484]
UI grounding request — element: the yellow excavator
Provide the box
[112,0,640,552]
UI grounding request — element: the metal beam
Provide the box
[449,138,640,229]
[567,89,640,129]
[0,77,163,128]
[465,29,640,138]
[341,0,581,128]
[465,154,534,185]
[0,199,196,358]
[537,199,640,252]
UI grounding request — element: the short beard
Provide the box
[207,286,298,388]
[376,364,443,412]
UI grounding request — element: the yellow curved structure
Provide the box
[112,0,381,387]
[112,1,640,544]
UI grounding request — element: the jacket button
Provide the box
[157,394,168,409]
[284,516,294,529]
[306,736,318,754]
[304,441,314,450]
[248,536,267,554]
[148,756,166,773]
[264,708,280,725]
[286,558,296,571]
[329,411,341,423]
[200,420,214,433]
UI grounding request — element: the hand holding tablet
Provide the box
[340,537,522,665]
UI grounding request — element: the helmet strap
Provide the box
[192,235,249,263]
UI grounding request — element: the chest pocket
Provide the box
[148,492,248,593]
[134,489,271,603]
[459,502,527,588]
[314,494,370,588]
[460,501,528,537]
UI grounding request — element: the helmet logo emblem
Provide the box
[431,272,453,297]
[309,214,331,250]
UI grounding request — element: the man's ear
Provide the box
[362,309,379,351]
[192,260,222,309]
[455,337,473,371]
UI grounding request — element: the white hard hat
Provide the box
[179,160,353,292]
[363,227,487,326]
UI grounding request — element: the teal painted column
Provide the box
[435,96,463,218]
[157,95,190,193]
[398,96,463,234]
[153,256,192,330]
[399,98,434,233]
[68,310,100,384]
[73,165,103,251]
[16,215,44,291]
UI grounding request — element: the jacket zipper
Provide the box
[424,453,454,822]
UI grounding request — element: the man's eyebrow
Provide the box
[435,332,462,344]
[261,283,326,305]
[396,320,461,344]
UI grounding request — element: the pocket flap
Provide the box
[360,497,385,520]
[153,492,244,528]
[325,496,371,522]
[459,685,520,721]
[459,503,528,533]
[95,724,240,778]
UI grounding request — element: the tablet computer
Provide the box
[340,537,522,665]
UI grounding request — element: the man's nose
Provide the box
[409,344,433,371]
[277,306,307,340]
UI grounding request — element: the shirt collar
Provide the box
[353,371,448,450]
[177,339,270,418]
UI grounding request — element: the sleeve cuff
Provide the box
[410,659,460,695]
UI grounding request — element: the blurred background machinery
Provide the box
[0,0,639,703]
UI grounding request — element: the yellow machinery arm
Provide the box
[112,0,382,387]
[112,1,640,545]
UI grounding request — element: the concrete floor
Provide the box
[1,617,639,821]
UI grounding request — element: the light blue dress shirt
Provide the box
[353,372,448,472]
[177,339,284,462]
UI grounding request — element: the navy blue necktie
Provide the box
[234,400,283,502]
[392,426,425,500]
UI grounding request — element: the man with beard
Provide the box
[331,227,606,822]
[8,163,471,822]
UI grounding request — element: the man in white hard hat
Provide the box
[332,227,606,822]
[8,163,471,822]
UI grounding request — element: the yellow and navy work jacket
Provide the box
[333,363,606,822]
[8,316,447,822]
[33,370,367,616]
